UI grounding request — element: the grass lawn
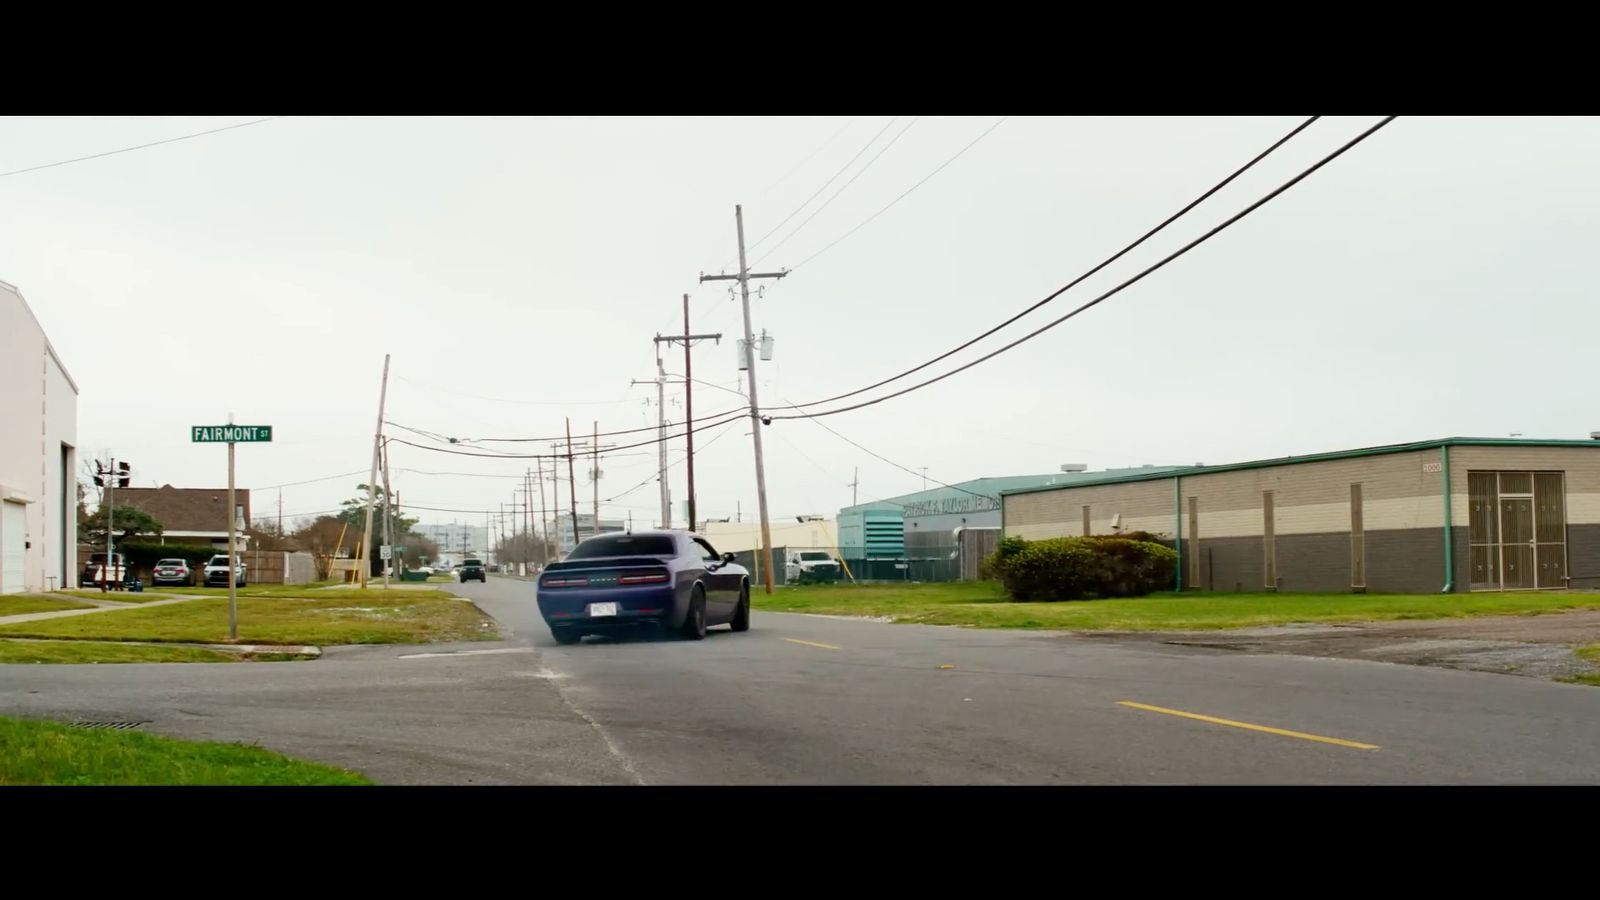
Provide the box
[0,588,497,646]
[0,716,370,785]
[0,640,239,664]
[0,595,95,617]
[755,582,1600,632]
[1572,645,1600,686]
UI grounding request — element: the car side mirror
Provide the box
[722,552,736,564]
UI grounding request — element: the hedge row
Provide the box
[986,532,1177,602]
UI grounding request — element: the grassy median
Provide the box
[0,588,497,646]
[0,595,95,617]
[0,716,370,785]
[756,582,1600,632]
[0,640,239,664]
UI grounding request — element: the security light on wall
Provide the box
[1110,513,1123,531]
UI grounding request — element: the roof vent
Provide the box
[1591,431,1600,441]
[1060,463,1087,472]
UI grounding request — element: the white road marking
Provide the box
[397,647,537,660]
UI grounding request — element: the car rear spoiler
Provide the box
[543,557,668,573]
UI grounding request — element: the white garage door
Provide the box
[1,501,24,594]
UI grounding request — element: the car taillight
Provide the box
[542,576,589,588]
[618,573,669,585]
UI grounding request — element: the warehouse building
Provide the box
[0,280,79,593]
[838,467,1183,580]
[1001,437,1600,594]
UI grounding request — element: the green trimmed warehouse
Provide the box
[1000,437,1600,594]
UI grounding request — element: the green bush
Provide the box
[987,535,1177,602]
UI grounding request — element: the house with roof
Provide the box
[115,485,252,551]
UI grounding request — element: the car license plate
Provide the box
[588,602,618,618]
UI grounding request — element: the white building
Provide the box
[548,513,626,554]
[0,280,79,593]
[415,522,486,563]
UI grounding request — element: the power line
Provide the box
[256,469,369,491]
[786,401,993,501]
[770,116,1397,423]
[0,116,286,179]
[384,396,749,444]
[752,116,920,267]
[792,115,1010,270]
[387,409,750,460]
[392,374,634,407]
[777,115,1321,413]
[604,418,741,503]
[779,116,1316,411]
[726,117,900,268]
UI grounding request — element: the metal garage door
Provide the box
[2,501,25,594]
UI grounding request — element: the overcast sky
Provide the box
[4,116,1597,533]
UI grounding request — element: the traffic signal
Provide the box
[117,461,131,489]
[92,460,106,487]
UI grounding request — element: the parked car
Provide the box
[203,554,247,587]
[82,552,126,586]
[536,530,750,645]
[785,550,843,584]
[458,558,487,583]
[151,558,194,586]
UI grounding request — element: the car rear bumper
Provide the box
[538,585,681,630]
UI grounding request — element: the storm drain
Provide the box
[71,720,148,731]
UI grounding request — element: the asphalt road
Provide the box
[4,576,1599,783]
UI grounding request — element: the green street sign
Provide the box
[192,425,273,443]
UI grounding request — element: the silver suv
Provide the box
[203,555,247,588]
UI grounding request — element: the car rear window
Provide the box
[463,559,483,566]
[158,559,185,566]
[567,534,676,559]
[799,552,833,561]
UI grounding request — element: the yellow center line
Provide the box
[783,637,842,651]
[1118,701,1380,751]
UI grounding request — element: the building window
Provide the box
[1469,471,1567,591]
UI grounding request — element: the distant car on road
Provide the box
[152,558,194,586]
[458,558,487,582]
[203,554,246,588]
[536,530,750,645]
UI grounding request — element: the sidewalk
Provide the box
[0,593,198,626]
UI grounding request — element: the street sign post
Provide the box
[193,419,272,641]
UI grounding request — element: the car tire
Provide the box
[681,587,707,641]
[730,583,750,633]
[550,626,582,645]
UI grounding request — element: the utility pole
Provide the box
[536,456,550,566]
[592,421,600,539]
[700,204,788,593]
[632,363,670,529]
[655,298,721,532]
[278,489,283,536]
[360,354,391,589]
[852,467,859,506]
[565,419,581,552]
[381,439,393,588]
